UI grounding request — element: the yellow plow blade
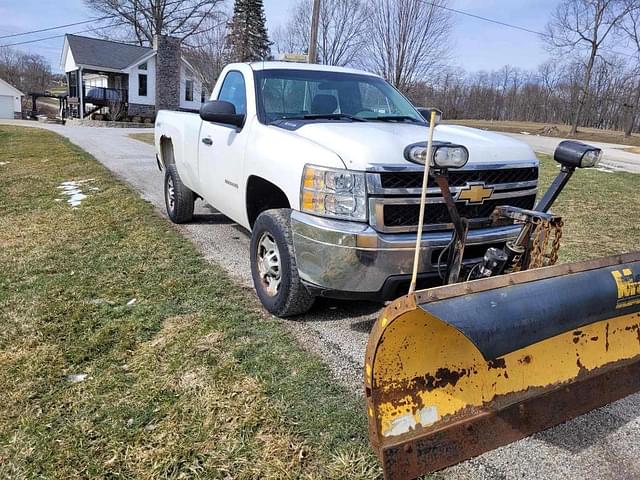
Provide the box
[365,252,640,480]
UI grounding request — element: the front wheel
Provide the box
[250,209,315,317]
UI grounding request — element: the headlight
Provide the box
[301,165,367,221]
[405,142,469,169]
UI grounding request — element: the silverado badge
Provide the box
[456,183,494,205]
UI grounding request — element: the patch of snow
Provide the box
[520,131,531,135]
[0,161,9,166]
[126,298,137,306]
[67,373,88,383]
[57,179,95,208]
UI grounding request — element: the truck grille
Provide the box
[367,164,539,233]
[379,167,538,190]
[383,195,537,228]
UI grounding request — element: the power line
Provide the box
[0,16,113,40]
[418,0,637,60]
[421,0,546,37]
[0,0,192,47]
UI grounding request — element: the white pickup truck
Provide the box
[155,62,539,317]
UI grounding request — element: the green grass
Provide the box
[0,126,378,479]
[129,132,154,145]
[536,153,639,262]
[0,126,636,479]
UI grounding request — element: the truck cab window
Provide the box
[217,71,246,115]
[255,69,422,124]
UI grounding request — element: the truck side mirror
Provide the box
[554,140,602,169]
[415,107,442,125]
[200,100,245,128]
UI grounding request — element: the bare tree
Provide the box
[544,0,635,135]
[272,24,300,56]
[0,47,51,93]
[183,11,230,93]
[278,0,367,65]
[620,0,640,136]
[361,0,452,92]
[107,97,127,120]
[85,0,223,45]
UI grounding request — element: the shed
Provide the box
[0,78,23,119]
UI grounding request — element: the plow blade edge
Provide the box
[364,252,640,480]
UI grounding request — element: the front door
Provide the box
[197,70,248,223]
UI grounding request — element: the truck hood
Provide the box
[289,122,537,169]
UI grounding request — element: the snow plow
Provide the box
[364,114,640,479]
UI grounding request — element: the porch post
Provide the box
[79,67,84,118]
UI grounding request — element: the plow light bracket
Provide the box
[405,141,469,169]
[554,140,603,169]
[536,140,602,212]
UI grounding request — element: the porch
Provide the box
[66,68,129,119]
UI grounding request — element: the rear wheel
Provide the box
[164,163,194,223]
[250,209,315,317]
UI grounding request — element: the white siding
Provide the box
[0,78,22,115]
[179,64,204,110]
[127,56,156,106]
[63,47,77,73]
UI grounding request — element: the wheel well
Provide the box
[246,176,291,228]
[160,137,175,167]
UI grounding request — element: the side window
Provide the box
[217,71,247,115]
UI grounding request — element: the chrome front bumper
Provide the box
[291,211,522,296]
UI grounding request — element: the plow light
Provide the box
[554,140,603,169]
[405,142,469,169]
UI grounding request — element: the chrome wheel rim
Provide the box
[256,232,281,296]
[166,176,175,212]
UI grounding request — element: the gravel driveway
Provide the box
[5,120,640,480]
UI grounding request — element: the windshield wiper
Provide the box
[370,115,423,123]
[279,113,366,122]
[301,113,366,122]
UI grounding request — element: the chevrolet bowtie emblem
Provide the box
[456,183,494,205]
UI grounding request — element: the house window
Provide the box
[201,87,207,103]
[185,79,194,102]
[139,62,147,70]
[138,74,147,96]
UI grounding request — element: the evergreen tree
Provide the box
[225,0,271,62]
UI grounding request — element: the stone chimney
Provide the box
[154,35,181,111]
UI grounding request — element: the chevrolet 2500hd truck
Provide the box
[155,62,539,317]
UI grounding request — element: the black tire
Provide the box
[250,209,315,317]
[164,163,194,223]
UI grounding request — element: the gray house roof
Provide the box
[65,34,152,70]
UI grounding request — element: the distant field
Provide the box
[446,119,640,147]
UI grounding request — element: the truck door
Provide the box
[197,70,248,223]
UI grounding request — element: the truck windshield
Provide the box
[254,69,425,125]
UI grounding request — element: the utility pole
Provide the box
[308,0,321,63]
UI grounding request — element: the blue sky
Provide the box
[0,0,559,73]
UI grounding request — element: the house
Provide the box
[0,78,24,119]
[60,34,205,120]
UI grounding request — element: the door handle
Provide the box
[201,137,213,146]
